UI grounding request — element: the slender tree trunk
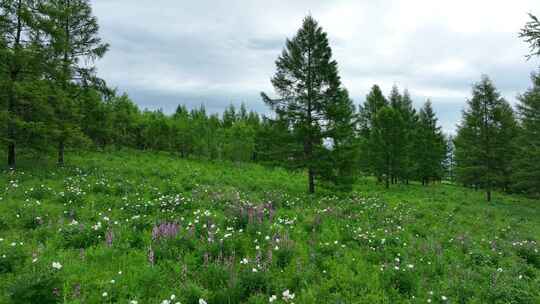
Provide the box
[8,143,16,169]
[486,189,492,202]
[58,141,65,166]
[385,175,390,189]
[7,85,16,169]
[308,168,315,194]
[7,0,23,169]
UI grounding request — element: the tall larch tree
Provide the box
[454,75,517,202]
[261,16,346,193]
[41,0,108,165]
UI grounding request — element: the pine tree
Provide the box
[261,16,346,193]
[414,100,446,185]
[369,106,406,188]
[454,75,517,202]
[41,0,108,165]
[512,71,540,196]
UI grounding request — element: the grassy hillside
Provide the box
[1,151,539,303]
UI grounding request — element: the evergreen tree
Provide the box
[222,104,236,128]
[358,84,387,175]
[391,88,418,183]
[0,0,50,168]
[369,106,405,188]
[358,84,387,137]
[172,104,193,157]
[41,0,108,165]
[261,16,346,193]
[512,71,540,196]
[255,115,298,166]
[323,88,358,190]
[414,100,446,185]
[454,75,517,202]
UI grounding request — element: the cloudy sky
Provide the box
[91,0,540,133]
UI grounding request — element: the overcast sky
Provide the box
[91,0,540,133]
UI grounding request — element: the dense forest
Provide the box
[2,1,540,200]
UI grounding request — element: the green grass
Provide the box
[0,150,539,303]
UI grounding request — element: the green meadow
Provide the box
[0,150,539,303]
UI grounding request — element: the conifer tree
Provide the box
[454,75,517,201]
[512,71,540,196]
[398,89,419,184]
[261,16,348,193]
[358,84,388,175]
[414,100,446,185]
[358,84,387,137]
[323,88,358,190]
[222,104,236,128]
[369,106,405,188]
[41,0,108,165]
[0,0,50,168]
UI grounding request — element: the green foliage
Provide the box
[454,75,518,201]
[7,268,62,304]
[520,13,540,59]
[512,71,540,196]
[369,106,406,188]
[414,100,447,184]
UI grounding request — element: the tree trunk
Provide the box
[385,175,390,189]
[8,143,16,169]
[308,167,315,194]
[486,189,492,202]
[58,141,65,166]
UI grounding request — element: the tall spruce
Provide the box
[261,16,347,193]
[414,100,446,185]
[512,71,540,196]
[41,0,108,165]
[454,75,517,201]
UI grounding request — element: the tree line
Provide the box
[2,2,540,199]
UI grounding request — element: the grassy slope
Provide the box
[0,150,539,303]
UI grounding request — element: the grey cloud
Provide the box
[90,0,540,134]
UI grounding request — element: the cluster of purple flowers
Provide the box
[152,222,180,241]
